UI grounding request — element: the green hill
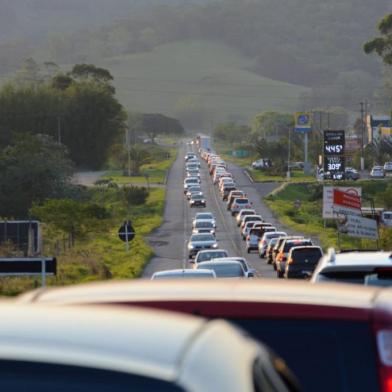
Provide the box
[100,41,309,124]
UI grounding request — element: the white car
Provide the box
[235,208,256,224]
[0,303,296,390]
[231,199,253,216]
[312,248,392,286]
[183,177,200,193]
[258,231,288,258]
[192,249,229,267]
[370,166,385,178]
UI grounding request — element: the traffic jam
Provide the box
[153,141,323,280]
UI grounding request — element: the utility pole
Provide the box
[287,127,291,179]
[360,101,365,171]
[57,116,61,144]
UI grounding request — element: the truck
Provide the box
[196,135,211,152]
[361,208,392,227]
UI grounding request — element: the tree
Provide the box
[30,199,109,247]
[128,145,151,176]
[132,113,184,143]
[213,122,251,145]
[251,112,293,140]
[364,13,392,65]
[0,134,74,218]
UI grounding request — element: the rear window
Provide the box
[232,319,378,392]
[203,264,244,277]
[318,270,392,287]
[291,248,322,264]
[236,199,249,204]
[198,251,227,262]
[283,240,312,252]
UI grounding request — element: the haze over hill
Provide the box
[0,0,391,121]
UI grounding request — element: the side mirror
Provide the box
[189,259,195,264]
[247,271,255,278]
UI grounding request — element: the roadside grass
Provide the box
[249,170,315,183]
[104,147,176,185]
[265,181,390,251]
[0,187,165,296]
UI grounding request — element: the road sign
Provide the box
[118,221,135,243]
[0,257,57,287]
[323,186,362,218]
[0,221,42,256]
[333,189,362,216]
[294,112,312,133]
[323,130,345,174]
[339,215,379,240]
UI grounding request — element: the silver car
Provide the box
[258,231,287,258]
[187,233,218,258]
[196,260,253,278]
[192,212,216,228]
[192,219,216,235]
[370,166,385,178]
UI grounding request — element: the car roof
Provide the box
[0,303,204,381]
[19,280,389,318]
[318,250,392,271]
[198,260,242,266]
[152,269,216,278]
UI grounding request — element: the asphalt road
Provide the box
[143,143,297,278]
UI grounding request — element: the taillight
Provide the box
[375,328,392,392]
[246,235,250,241]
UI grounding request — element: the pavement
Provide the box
[72,171,106,186]
[143,144,310,279]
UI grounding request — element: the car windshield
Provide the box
[191,194,204,200]
[185,178,198,183]
[196,221,213,228]
[196,213,213,220]
[202,264,244,277]
[191,234,214,242]
[236,199,249,204]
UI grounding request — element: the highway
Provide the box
[143,142,307,278]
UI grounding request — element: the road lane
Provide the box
[144,143,278,278]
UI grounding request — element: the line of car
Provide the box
[9,142,392,392]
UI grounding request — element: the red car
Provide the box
[19,280,392,392]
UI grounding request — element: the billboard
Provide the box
[339,215,379,240]
[323,186,362,219]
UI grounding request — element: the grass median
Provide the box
[0,187,165,296]
[265,181,391,251]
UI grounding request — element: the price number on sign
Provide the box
[327,162,342,171]
[325,145,343,154]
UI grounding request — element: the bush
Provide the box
[122,186,149,207]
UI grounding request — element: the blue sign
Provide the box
[295,112,312,133]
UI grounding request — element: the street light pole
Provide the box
[360,101,365,171]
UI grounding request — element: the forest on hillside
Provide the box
[0,0,391,111]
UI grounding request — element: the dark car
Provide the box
[276,238,313,278]
[20,280,392,392]
[189,193,206,207]
[284,246,323,279]
[344,167,360,180]
[221,185,237,201]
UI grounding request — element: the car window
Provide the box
[316,271,366,284]
[204,264,244,277]
[0,361,184,391]
[232,319,378,392]
[196,221,213,228]
[283,240,312,252]
[236,199,249,204]
[291,248,322,264]
[198,251,227,262]
[191,234,214,242]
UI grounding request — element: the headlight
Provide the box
[188,244,194,249]
[212,243,218,248]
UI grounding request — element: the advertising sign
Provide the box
[323,186,362,219]
[323,130,345,173]
[294,112,312,133]
[333,189,362,216]
[339,215,379,240]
